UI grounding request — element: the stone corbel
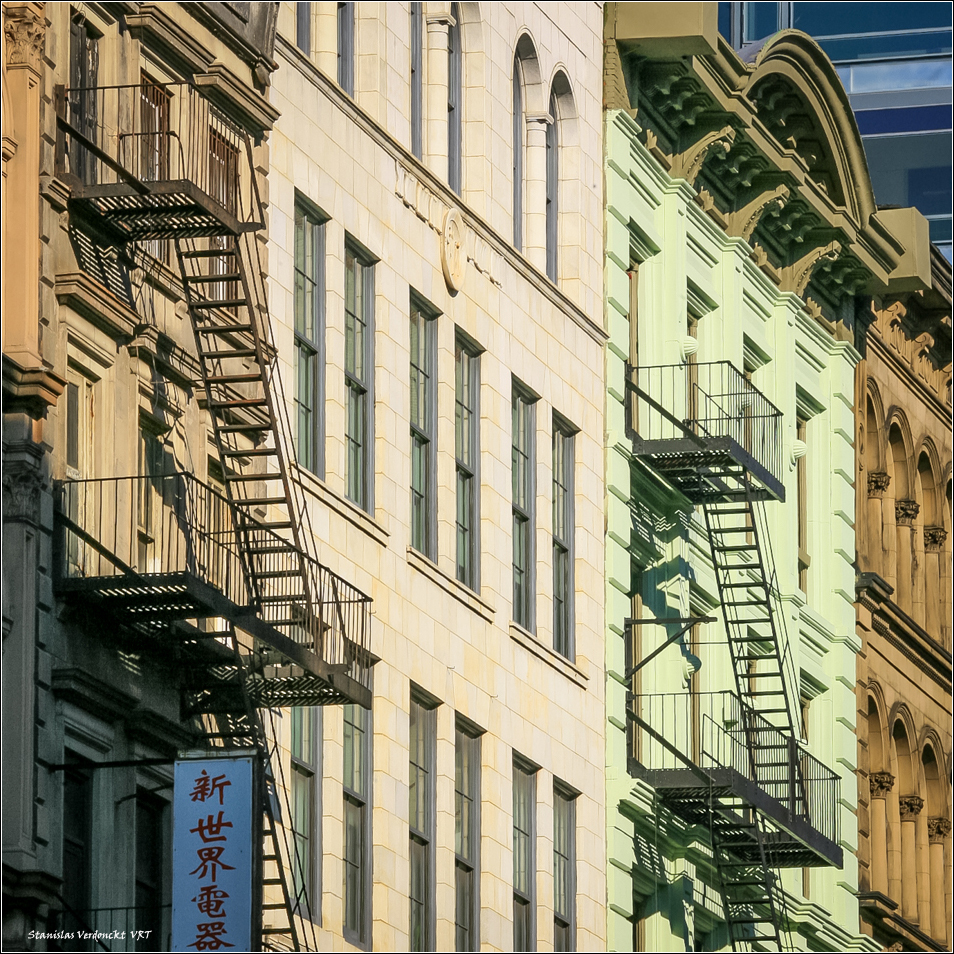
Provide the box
[671,125,736,187]
[895,499,920,526]
[869,772,895,799]
[867,472,890,498]
[899,795,924,820]
[782,241,842,297]
[924,526,947,551]
[728,185,791,243]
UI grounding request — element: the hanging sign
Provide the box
[172,753,255,952]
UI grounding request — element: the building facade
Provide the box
[603,4,943,951]
[2,2,607,952]
[854,249,952,952]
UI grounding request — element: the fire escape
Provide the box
[54,81,371,950]
[625,362,842,951]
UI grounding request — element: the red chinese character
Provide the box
[189,846,236,881]
[192,884,230,918]
[187,922,235,950]
[190,811,233,843]
[190,770,231,805]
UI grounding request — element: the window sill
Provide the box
[294,466,390,549]
[509,622,588,689]
[407,547,496,623]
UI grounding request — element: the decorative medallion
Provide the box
[441,208,466,293]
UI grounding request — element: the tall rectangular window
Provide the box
[512,385,535,631]
[545,91,558,282]
[345,244,374,512]
[295,203,325,476]
[410,301,436,558]
[552,420,574,659]
[796,415,810,593]
[343,704,371,944]
[135,791,167,952]
[512,759,536,952]
[69,11,99,184]
[455,339,480,589]
[447,3,462,193]
[409,697,436,952]
[410,3,423,159]
[337,2,355,95]
[292,707,320,919]
[455,725,480,952]
[62,757,93,935]
[553,787,576,953]
[296,1,311,55]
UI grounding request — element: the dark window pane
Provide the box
[793,1,952,37]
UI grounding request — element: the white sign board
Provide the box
[172,755,254,951]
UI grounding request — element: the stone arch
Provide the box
[866,689,888,774]
[547,68,578,288]
[885,413,914,502]
[921,735,949,820]
[864,379,888,474]
[513,31,545,114]
[511,30,543,250]
[451,2,485,198]
[891,711,919,795]
[744,31,876,226]
[916,440,942,527]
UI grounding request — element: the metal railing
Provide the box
[630,691,839,847]
[628,361,785,489]
[56,81,251,221]
[50,904,170,952]
[56,474,372,692]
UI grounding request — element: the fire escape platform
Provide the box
[631,764,843,868]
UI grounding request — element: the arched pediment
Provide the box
[744,31,876,227]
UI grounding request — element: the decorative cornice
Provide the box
[3,3,45,72]
[895,499,920,525]
[923,526,947,551]
[867,471,890,498]
[2,354,66,417]
[869,772,895,799]
[899,795,924,820]
[928,817,951,843]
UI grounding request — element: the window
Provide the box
[796,415,809,592]
[512,384,536,631]
[455,725,480,952]
[62,757,93,936]
[410,3,423,159]
[512,56,524,250]
[139,72,171,261]
[69,11,99,184]
[455,338,480,589]
[512,759,536,952]
[447,3,462,193]
[337,2,355,95]
[136,791,167,952]
[343,704,371,944]
[409,697,436,951]
[345,244,374,512]
[553,787,576,953]
[292,707,320,918]
[296,1,311,55]
[410,301,437,558]
[545,90,558,282]
[65,371,94,570]
[295,202,326,477]
[552,419,574,659]
[138,424,164,569]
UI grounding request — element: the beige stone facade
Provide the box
[854,252,953,953]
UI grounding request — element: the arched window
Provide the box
[513,55,524,250]
[410,2,423,158]
[337,2,354,96]
[447,3,462,193]
[545,88,558,281]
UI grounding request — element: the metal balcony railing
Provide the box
[55,474,372,696]
[630,690,840,849]
[627,361,785,497]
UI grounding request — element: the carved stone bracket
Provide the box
[783,240,842,297]
[728,184,791,243]
[869,772,895,799]
[3,2,45,73]
[899,795,924,821]
[895,499,920,526]
[867,471,890,498]
[671,125,736,186]
[924,526,947,551]
[928,817,951,843]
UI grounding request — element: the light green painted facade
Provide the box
[603,105,879,951]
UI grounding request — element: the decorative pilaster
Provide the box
[928,818,950,944]
[869,772,894,896]
[899,795,923,922]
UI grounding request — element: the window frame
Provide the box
[512,382,537,632]
[294,199,327,478]
[551,416,575,660]
[296,1,311,55]
[410,2,423,159]
[447,2,463,193]
[512,55,524,250]
[455,722,481,953]
[409,694,437,952]
[343,703,372,946]
[552,784,577,953]
[410,297,438,560]
[545,90,559,282]
[512,757,537,953]
[291,706,322,922]
[344,240,375,513]
[455,333,481,590]
[337,1,355,95]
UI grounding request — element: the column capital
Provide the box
[896,499,920,525]
[3,2,46,73]
[899,794,925,820]
[869,771,895,799]
[928,817,951,843]
[924,526,948,551]
[526,111,554,128]
[867,471,890,498]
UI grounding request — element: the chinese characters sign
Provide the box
[172,755,253,952]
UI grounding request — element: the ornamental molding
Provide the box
[671,125,736,186]
[899,795,924,820]
[783,240,842,297]
[928,817,951,843]
[3,3,45,72]
[869,772,894,799]
[728,184,790,243]
[895,499,920,525]
[867,471,890,498]
[924,526,947,551]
